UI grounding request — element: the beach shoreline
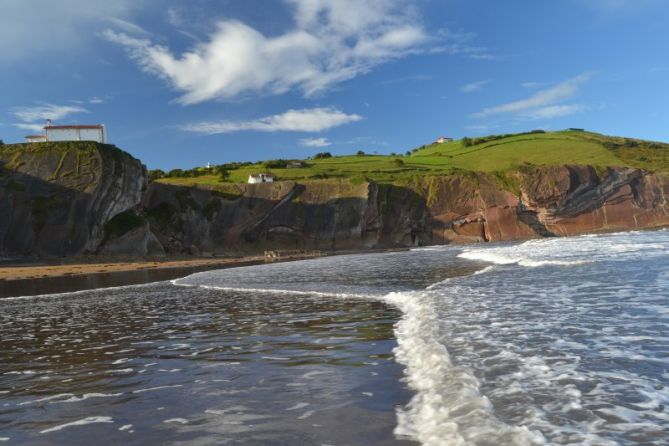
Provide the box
[0,248,409,298]
[0,254,300,298]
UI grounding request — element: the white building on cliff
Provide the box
[25,120,107,144]
[248,173,274,184]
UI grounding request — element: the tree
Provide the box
[405,151,411,156]
[0,139,4,146]
[218,169,231,182]
[356,150,365,156]
[314,152,332,159]
[393,158,404,167]
[461,137,473,147]
[148,169,166,181]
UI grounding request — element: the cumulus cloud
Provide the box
[472,73,592,119]
[300,137,332,147]
[104,0,432,103]
[181,108,362,135]
[460,80,490,93]
[0,0,141,61]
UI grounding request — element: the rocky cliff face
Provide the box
[0,142,146,258]
[135,166,669,255]
[1,142,666,259]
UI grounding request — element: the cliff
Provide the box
[136,166,669,255]
[1,142,667,259]
[0,142,146,258]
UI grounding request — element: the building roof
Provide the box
[25,134,46,138]
[249,173,274,177]
[45,125,104,130]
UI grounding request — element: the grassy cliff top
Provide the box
[156,130,668,187]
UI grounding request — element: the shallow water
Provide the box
[1,230,668,445]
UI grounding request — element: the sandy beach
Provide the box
[0,256,267,282]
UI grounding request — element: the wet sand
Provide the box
[0,256,278,298]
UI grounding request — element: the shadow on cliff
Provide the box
[0,163,95,258]
[141,181,431,254]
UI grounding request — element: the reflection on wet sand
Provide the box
[0,283,414,445]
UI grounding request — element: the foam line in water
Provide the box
[380,290,545,446]
[171,281,374,300]
[39,416,114,434]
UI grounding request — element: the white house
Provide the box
[25,134,47,143]
[248,173,274,184]
[436,136,453,144]
[45,124,106,143]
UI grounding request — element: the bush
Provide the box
[218,169,230,182]
[393,158,404,167]
[314,152,332,159]
[356,150,365,156]
[461,137,473,147]
[263,159,288,168]
[167,168,185,177]
[148,169,165,181]
[104,210,146,240]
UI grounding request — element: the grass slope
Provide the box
[155,130,668,187]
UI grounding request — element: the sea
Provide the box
[1,229,668,445]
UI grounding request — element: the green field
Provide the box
[156,130,669,188]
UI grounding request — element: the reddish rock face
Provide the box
[136,166,668,255]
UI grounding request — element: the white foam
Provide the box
[380,290,545,446]
[286,402,310,411]
[40,416,113,434]
[163,418,189,424]
[132,384,183,394]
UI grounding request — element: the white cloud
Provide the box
[106,17,149,36]
[12,104,90,123]
[12,123,46,133]
[521,105,585,120]
[436,29,495,60]
[0,0,141,61]
[472,73,592,118]
[104,0,433,103]
[460,80,490,93]
[300,137,332,147]
[181,108,362,135]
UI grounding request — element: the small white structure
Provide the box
[436,136,453,144]
[25,134,47,143]
[45,124,106,143]
[248,173,275,184]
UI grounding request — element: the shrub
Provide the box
[461,137,473,147]
[218,169,231,182]
[356,150,365,156]
[149,169,165,181]
[393,158,404,167]
[104,210,146,241]
[314,152,332,159]
[263,159,288,168]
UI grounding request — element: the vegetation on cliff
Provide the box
[154,130,669,188]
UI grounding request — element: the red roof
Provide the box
[45,125,103,130]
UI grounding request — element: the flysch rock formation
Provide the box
[0,142,146,258]
[1,142,667,259]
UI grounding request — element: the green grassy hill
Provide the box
[156,130,669,188]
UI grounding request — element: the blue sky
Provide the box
[1,0,668,170]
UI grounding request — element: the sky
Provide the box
[0,0,668,170]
